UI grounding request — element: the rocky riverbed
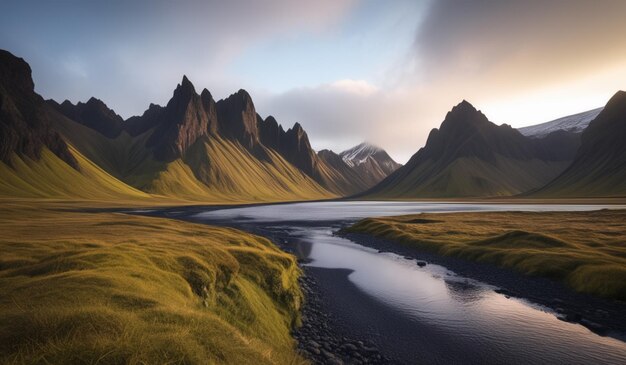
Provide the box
[293,269,393,364]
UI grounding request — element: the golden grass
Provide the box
[0,148,151,201]
[345,210,626,300]
[0,142,333,206]
[0,202,305,364]
[51,113,334,203]
[153,137,332,202]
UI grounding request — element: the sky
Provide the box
[1,0,625,163]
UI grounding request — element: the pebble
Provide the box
[293,269,392,364]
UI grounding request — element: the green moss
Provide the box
[345,210,626,300]
[0,204,306,364]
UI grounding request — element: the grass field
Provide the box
[0,201,305,364]
[345,210,626,300]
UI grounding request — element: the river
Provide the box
[144,201,626,364]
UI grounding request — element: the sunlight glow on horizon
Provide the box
[1,0,625,164]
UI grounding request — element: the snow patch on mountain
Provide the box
[519,107,602,138]
[339,142,383,167]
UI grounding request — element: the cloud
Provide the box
[0,0,356,117]
[255,80,431,163]
[2,0,624,164]
[411,0,626,94]
[329,79,378,96]
[258,0,626,163]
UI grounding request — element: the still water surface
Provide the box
[193,201,626,364]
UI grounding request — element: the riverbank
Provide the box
[141,203,626,363]
[182,215,399,364]
[340,210,626,338]
[343,210,626,300]
[0,201,305,364]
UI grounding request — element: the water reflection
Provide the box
[444,278,486,304]
[192,201,626,364]
[195,200,626,222]
[291,236,312,260]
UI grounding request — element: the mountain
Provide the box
[0,50,76,169]
[519,107,602,138]
[216,89,260,150]
[532,91,626,197]
[317,149,371,193]
[54,76,332,202]
[124,76,218,161]
[0,50,150,200]
[49,97,124,138]
[0,50,335,202]
[339,142,401,187]
[362,100,579,198]
[256,118,397,195]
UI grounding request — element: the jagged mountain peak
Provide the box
[60,99,74,108]
[0,49,77,167]
[215,88,259,150]
[180,74,194,88]
[458,99,474,108]
[338,142,401,184]
[85,96,105,105]
[442,99,489,127]
[200,88,212,100]
[264,115,279,126]
[0,49,34,93]
[50,96,124,138]
[288,122,306,136]
[172,75,197,101]
[219,89,254,107]
[363,99,583,199]
[235,88,252,99]
[340,142,383,161]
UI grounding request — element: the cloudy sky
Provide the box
[1,0,625,162]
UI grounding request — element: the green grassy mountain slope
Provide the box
[0,50,76,169]
[532,91,626,197]
[317,149,372,194]
[257,117,381,195]
[362,100,578,198]
[52,111,331,202]
[0,146,149,200]
[117,77,336,201]
[0,50,152,202]
[1,49,333,203]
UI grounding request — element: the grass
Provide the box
[50,114,334,203]
[344,210,626,300]
[0,201,306,364]
[366,155,570,198]
[0,148,151,201]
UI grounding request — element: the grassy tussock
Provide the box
[0,203,305,364]
[345,210,626,300]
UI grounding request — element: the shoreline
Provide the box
[338,230,626,341]
[130,205,626,363]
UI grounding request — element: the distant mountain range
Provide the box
[0,50,400,201]
[340,142,402,187]
[519,107,603,138]
[531,91,626,197]
[1,48,624,201]
[362,101,582,198]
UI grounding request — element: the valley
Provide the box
[1,45,626,365]
[136,201,626,364]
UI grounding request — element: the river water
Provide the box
[173,201,626,364]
